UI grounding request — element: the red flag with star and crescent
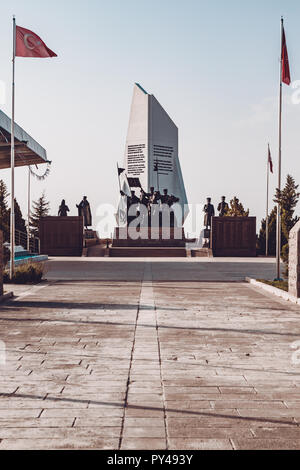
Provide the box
[281,25,291,85]
[15,25,57,58]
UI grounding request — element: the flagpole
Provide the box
[156,162,160,191]
[27,166,31,252]
[10,16,16,280]
[276,17,283,280]
[117,163,121,191]
[266,145,269,257]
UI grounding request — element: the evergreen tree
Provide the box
[257,175,300,256]
[257,207,277,255]
[225,197,249,217]
[274,174,300,245]
[0,179,10,241]
[8,198,27,234]
[29,192,50,237]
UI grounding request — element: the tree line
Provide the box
[257,174,299,259]
[0,179,50,242]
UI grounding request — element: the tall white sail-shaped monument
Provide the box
[124,83,188,218]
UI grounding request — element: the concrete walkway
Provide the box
[0,258,300,450]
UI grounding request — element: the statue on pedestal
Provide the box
[77,196,92,228]
[217,196,229,217]
[203,198,215,229]
[58,200,70,217]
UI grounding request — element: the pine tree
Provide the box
[8,198,27,234]
[29,192,50,237]
[257,175,300,256]
[274,174,300,245]
[225,197,249,217]
[257,207,277,255]
[0,179,10,241]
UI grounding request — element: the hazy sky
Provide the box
[0,0,300,236]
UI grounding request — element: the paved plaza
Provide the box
[0,258,300,450]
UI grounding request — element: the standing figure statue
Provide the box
[149,189,161,227]
[77,196,92,228]
[203,198,215,229]
[217,196,229,217]
[160,189,180,227]
[58,199,70,217]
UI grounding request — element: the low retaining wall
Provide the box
[0,231,3,296]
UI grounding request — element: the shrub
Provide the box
[3,245,10,266]
[257,279,288,292]
[3,262,44,284]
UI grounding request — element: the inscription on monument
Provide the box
[127,144,146,177]
[153,144,173,175]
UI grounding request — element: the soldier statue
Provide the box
[77,196,92,228]
[203,198,215,229]
[217,196,229,217]
[58,199,70,217]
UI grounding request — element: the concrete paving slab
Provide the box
[0,258,299,450]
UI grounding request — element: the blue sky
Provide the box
[0,0,300,235]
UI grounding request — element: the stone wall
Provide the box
[288,220,300,298]
[39,217,84,256]
[211,217,257,257]
[0,231,3,296]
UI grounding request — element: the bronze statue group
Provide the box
[58,196,92,229]
[203,196,229,229]
[57,193,230,232]
[121,187,180,227]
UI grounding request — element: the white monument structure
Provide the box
[124,83,188,218]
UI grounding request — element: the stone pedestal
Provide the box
[288,220,300,298]
[211,217,256,257]
[113,227,185,247]
[39,217,84,257]
[110,226,187,257]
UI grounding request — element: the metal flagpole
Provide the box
[10,16,16,280]
[27,167,31,252]
[275,18,283,280]
[266,144,270,257]
[155,161,160,191]
[117,163,121,191]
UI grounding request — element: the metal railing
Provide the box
[14,229,40,254]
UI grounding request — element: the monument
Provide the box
[124,83,188,212]
[111,83,188,257]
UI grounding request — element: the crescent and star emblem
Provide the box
[24,34,42,50]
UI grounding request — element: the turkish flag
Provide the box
[15,25,57,58]
[281,26,291,85]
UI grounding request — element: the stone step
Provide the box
[190,248,213,258]
[109,247,187,258]
[87,245,107,257]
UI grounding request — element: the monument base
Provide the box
[39,216,84,257]
[110,226,187,257]
[109,247,187,258]
[211,217,256,257]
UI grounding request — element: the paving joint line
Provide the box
[140,264,168,444]
[151,265,169,450]
[118,278,142,450]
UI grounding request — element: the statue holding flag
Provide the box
[76,196,92,228]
